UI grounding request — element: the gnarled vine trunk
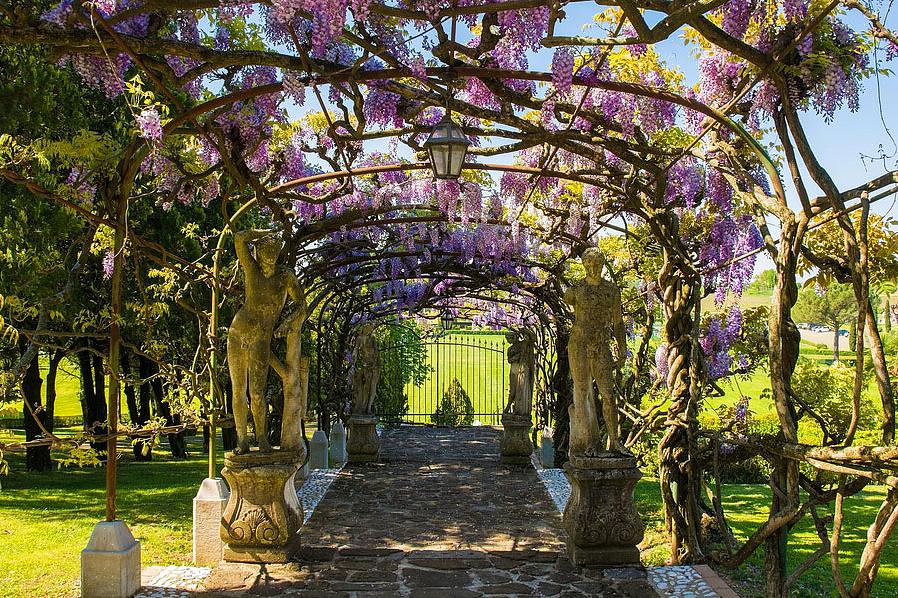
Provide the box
[657,248,705,564]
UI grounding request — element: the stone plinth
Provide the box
[220,450,303,563]
[540,431,555,468]
[347,415,380,462]
[310,430,329,469]
[193,477,230,566]
[329,418,347,464]
[81,520,141,598]
[500,414,533,465]
[562,454,645,567]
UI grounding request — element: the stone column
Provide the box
[562,455,645,566]
[193,477,230,566]
[310,430,329,469]
[540,429,555,468]
[329,418,347,464]
[346,414,380,462]
[500,414,533,464]
[80,520,141,598]
[220,450,303,563]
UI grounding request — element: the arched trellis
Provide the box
[5,2,898,596]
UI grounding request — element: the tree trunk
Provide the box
[833,325,840,363]
[45,349,63,433]
[865,299,895,444]
[766,219,802,598]
[551,327,572,467]
[884,296,892,334]
[139,355,187,458]
[221,380,238,451]
[657,251,705,565]
[21,345,51,471]
[124,351,152,461]
[78,348,108,455]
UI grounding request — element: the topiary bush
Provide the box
[431,378,474,426]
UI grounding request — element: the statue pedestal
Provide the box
[562,454,645,567]
[347,415,380,463]
[220,449,303,563]
[500,414,533,464]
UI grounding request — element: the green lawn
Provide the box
[0,437,215,598]
[45,359,83,418]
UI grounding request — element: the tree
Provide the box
[747,269,776,294]
[795,283,856,362]
[431,378,474,427]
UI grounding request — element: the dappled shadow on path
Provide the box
[195,425,660,597]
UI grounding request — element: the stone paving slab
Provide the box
[139,426,738,597]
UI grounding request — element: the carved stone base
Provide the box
[562,454,645,567]
[220,449,303,564]
[347,415,380,462]
[500,414,533,464]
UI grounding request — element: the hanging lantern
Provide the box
[424,114,470,180]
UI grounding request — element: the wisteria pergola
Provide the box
[3,0,898,596]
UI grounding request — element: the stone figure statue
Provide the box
[350,323,380,416]
[503,330,535,417]
[271,306,309,453]
[565,247,628,455]
[227,229,304,455]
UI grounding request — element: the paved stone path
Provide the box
[199,427,662,597]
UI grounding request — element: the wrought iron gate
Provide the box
[377,333,508,425]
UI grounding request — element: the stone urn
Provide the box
[220,449,303,563]
[346,414,380,462]
[500,414,533,464]
[562,454,645,566]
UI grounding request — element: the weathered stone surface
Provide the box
[226,229,305,455]
[329,418,347,464]
[220,450,303,563]
[540,431,556,468]
[346,415,379,462]
[310,430,328,469]
[80,520,141,598]
[500,413,533,464]
[193,477,230,567]
[562,458,645,567]
[566,246,628,455]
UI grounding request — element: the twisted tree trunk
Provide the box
[657,249,705,564]
[766,216,802,598]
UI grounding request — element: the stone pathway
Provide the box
[139,426,740,597]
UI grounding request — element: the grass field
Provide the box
[1,438,894,598]
[401,332,510,425]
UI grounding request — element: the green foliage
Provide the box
[791,358,875,442]
[747,269,775,294]
[430,378,474,426]
[794,282,856,359]
[374,324,432,424]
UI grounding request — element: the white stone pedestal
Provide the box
[193,477,230,566]
[81,520,141,598]
[310,430,329,469]
[329,419,347,464]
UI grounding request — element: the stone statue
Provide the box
[565,247,627,455]
[503,330,535,417]
[227,229,304,455]
[347,323,381,462]
[350,323,380,416]
[271,306,309,453]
